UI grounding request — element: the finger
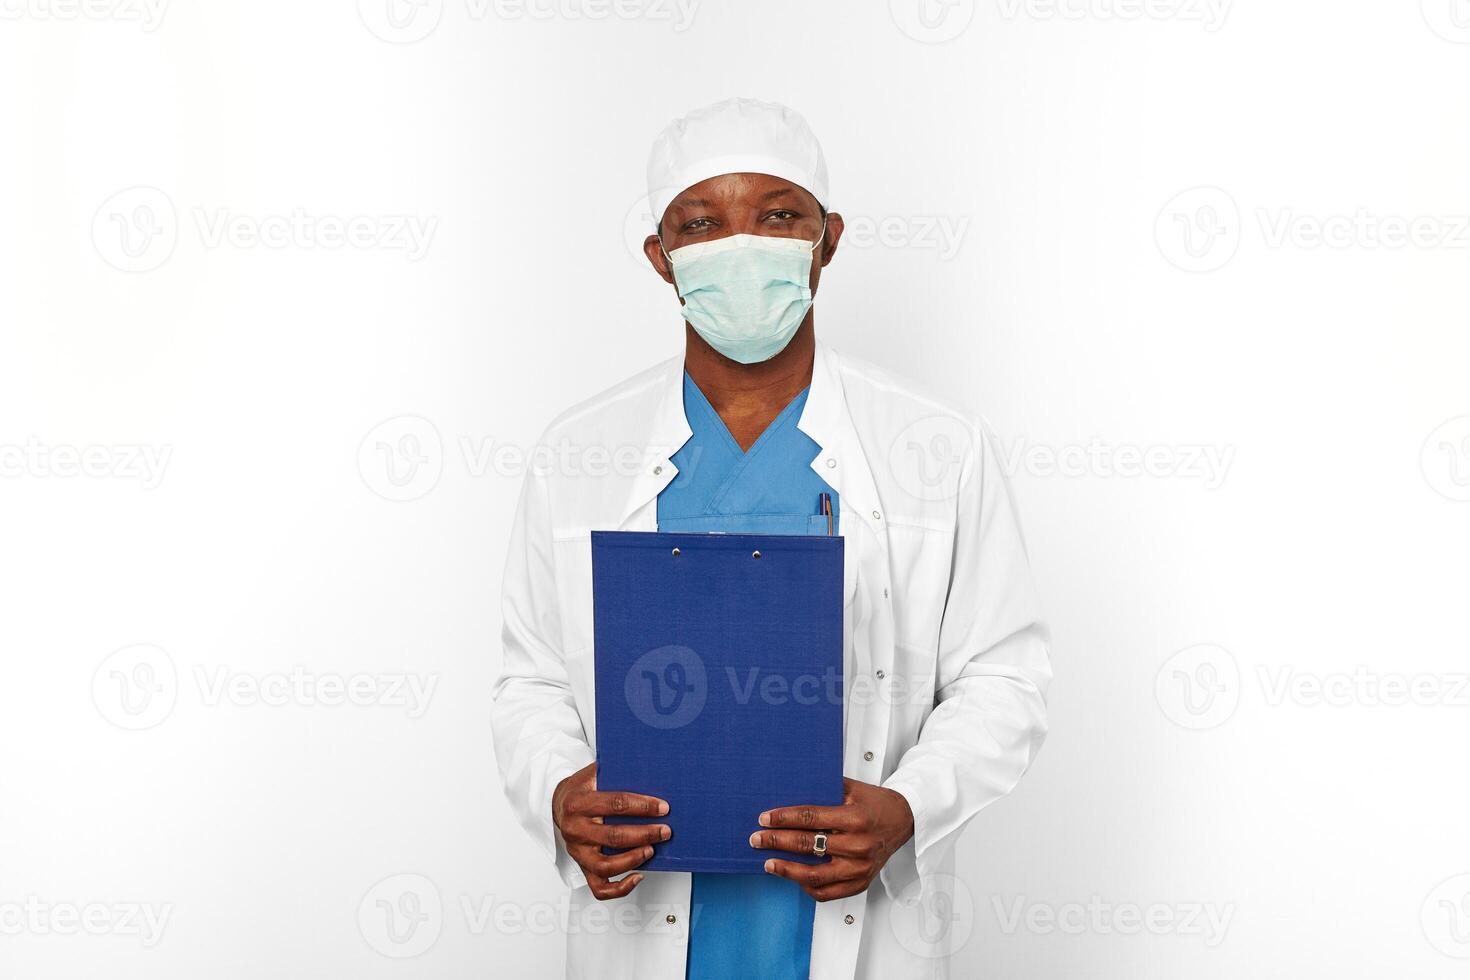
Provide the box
[558,815,609,847]
[748,829,869,858]
[578,843,656,879]
[758,804,860,832]
[579,791,670,818]
[588,822,672,850]
[585,869,644,902]
[763,857,864,889]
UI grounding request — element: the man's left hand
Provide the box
[749,777,915,902]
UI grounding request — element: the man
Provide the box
[491,98,1051,979]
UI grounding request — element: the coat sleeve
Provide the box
[878,419,1052,906]
[490,457,594,890]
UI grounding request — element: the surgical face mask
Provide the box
[663,227,824,365]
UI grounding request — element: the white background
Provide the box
[3,0,1469,976]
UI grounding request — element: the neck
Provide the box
[683,316,816,451]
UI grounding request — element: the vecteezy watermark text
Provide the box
[358,872,693,958]
[0,438,171,489]
[358,0,697,43]
[1158,643,1470,730]
[998,437,1235,489]
[0,897,172,947]
[996,0,1230,30]
[992,895,1236,946]
[93,644,440,730]
[0,0,168,29]
[92,186,437,273]
[194,666,437,717]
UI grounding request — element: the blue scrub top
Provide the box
[657,373,840,980]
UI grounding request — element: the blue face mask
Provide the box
[664,228,824,364]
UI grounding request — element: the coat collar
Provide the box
[615,341,884,534]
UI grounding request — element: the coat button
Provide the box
[844,914,855,924]
[875,669,885,679]
[654,465,663,475]
[825,458,836,468]
[863,751,874,761]
[666,914,677,924]
[872,510,881,520]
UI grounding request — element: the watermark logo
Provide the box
[359,873,443,958]
[1421,0,1470,43]
[91,187,437,271]
[625,645,706,729]
[890,0,976,43]
[1160,188,1470,271]
[1422,874,1470,958]
[357,0,444,42]
[1156,186,1240,273]
[92,186,178,273]
[889,416,975,503]
[890,873,976,958]
[357,415,688,501]
[92,649,438,725]
[359,416,444,502]
[1421,416,1470,502]
[623,189,667,268]
[92,644,178,731]
[1155,643,1239,730]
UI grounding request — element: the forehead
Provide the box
[664,173,820,215]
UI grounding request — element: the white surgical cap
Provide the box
[645,97,829,230]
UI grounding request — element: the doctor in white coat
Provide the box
[491,97,1052,980]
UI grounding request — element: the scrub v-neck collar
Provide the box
[681,372,811,461]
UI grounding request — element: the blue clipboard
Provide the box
[592,530,844,874]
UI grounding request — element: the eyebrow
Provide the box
[669,187,804,217]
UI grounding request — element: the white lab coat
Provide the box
[491,341,1051,979]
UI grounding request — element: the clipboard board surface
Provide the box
[592,530,844,874]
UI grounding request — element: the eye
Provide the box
[681,217,716,233]
[763,209,800,223]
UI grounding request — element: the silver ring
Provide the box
[812,832,828,857]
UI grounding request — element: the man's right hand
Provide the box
[551,762,670,901]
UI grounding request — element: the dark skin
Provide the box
[552,173,913,903]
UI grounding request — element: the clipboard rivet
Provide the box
[671,547,680,556]
[751,550,761,560]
